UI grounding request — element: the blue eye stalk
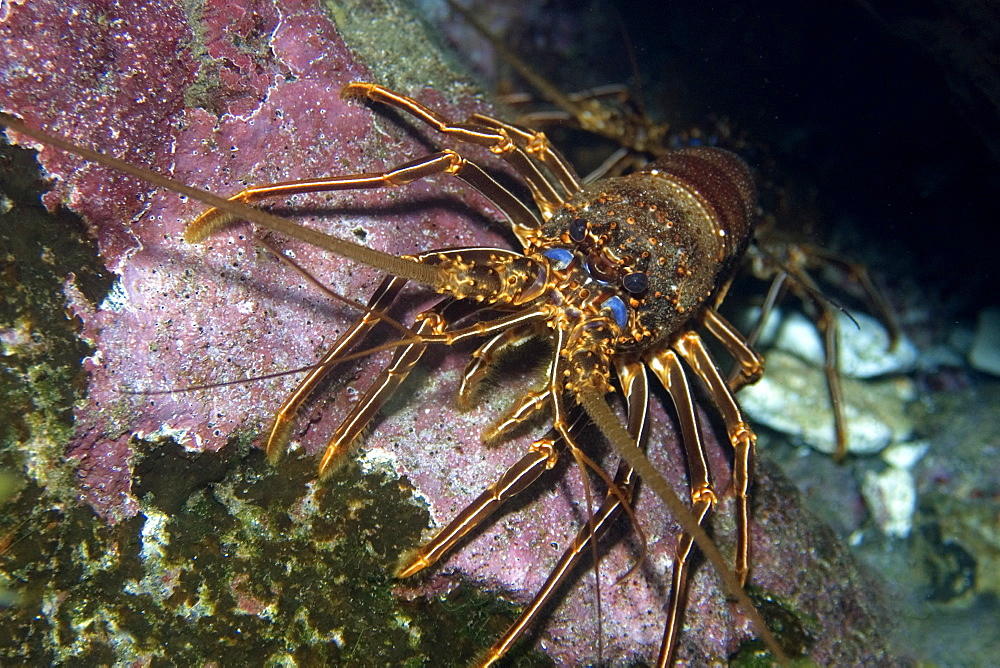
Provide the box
[603,295,628,328]
[543,247,633,329]
[542,247,575,270]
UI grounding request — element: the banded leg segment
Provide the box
[313,277,550,477]
[186,149,541,246]
[788,260,853,460]
[343,82,576,221]
[458,322,553,442]
[458,324,537,405]
[313,293,541,475]
[811,248,898,461]
[469,114,583,199]
[819,307,849,460]
[673,332,755,585]
[656,500,714,668]
[484,389,552,444]
[397,430,563,579]
[750,243,899,460]
[646,348,718,666]
[703,307,765,392]
[317,303,448,476]
[806,246,901,345]
[267,246,537,466]
[780,257,852,460]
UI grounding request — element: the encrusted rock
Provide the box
[764,309,918,378]
[739,349,915,454]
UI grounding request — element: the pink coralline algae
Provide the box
[4,0,504,521]
[1,0,896,664]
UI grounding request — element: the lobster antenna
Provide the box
[446,0,588,119]
[0,113,444,289]
[257,236,415,339]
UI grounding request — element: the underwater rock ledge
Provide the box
[1,0,899,663]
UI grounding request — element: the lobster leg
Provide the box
[478,359,650,667]
[343,82,579,220]
[778,256,852,459]
[752,243,899,461]
[807,246,900,345]
[314,299,552,476]
[483,389,552,443]
[818,305,849,460]
[397,430,564,579]
[186,149,542,246]
[265,274,409,461]
[458,324,537,404]
[399,343,591,579]
[268,245,545,469]
[316,301,447,475]
[673,333,756,586]
[703,307,765,392]
[646,348,718,665]
[468,114,582,195]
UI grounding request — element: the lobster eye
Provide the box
[621,271,649,294]
[568,218,588,242]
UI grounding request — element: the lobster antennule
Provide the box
[572,385,787,662]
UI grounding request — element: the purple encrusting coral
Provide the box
[1,0,896,664]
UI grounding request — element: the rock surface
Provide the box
[768,309,918,378]
[740,349,915,455]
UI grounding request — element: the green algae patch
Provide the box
[0,431,549,664]
[0,138,111,496]
[729,588,820,666]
